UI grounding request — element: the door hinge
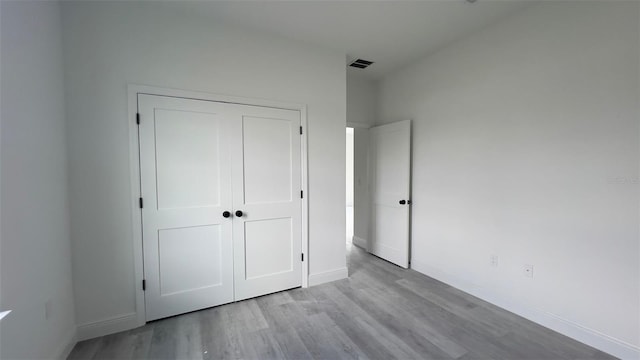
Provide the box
[142,279,146,291]
[301,253,304,262]
[136,113,140,125]
[300,126,303,135]
[139,197,143,208]
[300,190,303,199]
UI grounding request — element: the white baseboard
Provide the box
[352,236,368,250]
[411,260,640,360]
[308,267,349,286]
[77,312,140,341]
[55,329,77,360]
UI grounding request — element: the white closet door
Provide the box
[229,105,303,301]
[369,120,412,268]
[138,94,234,321]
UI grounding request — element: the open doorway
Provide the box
[346,127,354,246]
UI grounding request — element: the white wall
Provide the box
[0,1,77,358]
[61,1,346,336]
[347,72,377,247]
[346,128,354,208]
[379,2,639,358]
[347,72,377,127]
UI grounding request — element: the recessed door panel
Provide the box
[375,128,406,203]
[158,225,223,295]
[155,109,221,210]
[242,116,292,204]
[245,218,293,279]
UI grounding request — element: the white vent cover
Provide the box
[349,59,374,69]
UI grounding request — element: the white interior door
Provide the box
[230,105,303,301]
[139,95,234,321]
[369,120,411,268]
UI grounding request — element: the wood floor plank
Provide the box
[313,283,425,360]
[129,326,154,359]
[95,326,155,360]
[174,312,204,360]
[255,290,295,309]
[496,331,573,360]
[360,286,469,359]
[235,328,285,360]
[332,280,456,359]
[67,337,103,360]
[278,301,367,360]
[69,245,615,360]
[146,316,179,359]
[396,278,509,338]
[255,296,315,360]
[198,307,238,360]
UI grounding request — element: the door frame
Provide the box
[346,122,371,251]
[127,84,309,326]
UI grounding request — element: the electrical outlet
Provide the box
[490,255,499,267]
[44,299,52,320]
[524,264,534,278]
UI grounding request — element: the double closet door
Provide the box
[138,94,302,321]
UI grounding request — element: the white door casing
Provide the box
[138,94,302,321]
[369,120,411,268]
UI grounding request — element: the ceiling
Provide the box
[167,0,530,79]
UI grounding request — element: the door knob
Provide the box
[222,211,231,218]
[399,200,406,205]
[235,210,244,217]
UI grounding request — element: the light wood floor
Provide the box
[68,244,616,360]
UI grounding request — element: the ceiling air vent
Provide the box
[349,59,374,69]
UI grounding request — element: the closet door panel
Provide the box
[242,116,293,204]
[244,217,293,279]
[154,109,222,209]
[139,94,234,321]
[231,106,303,301]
